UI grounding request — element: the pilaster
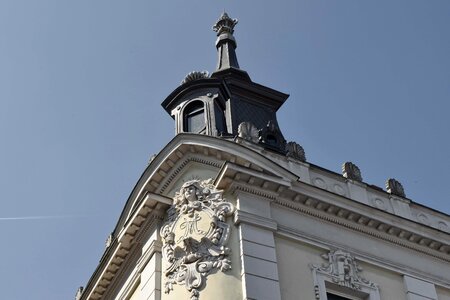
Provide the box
[403,276,438,300]
[235,191,282,300]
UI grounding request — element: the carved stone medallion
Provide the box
[160,179,235,300]
[310,250,375,292]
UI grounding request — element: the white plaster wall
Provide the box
[275,236,320,300]
[275,236,407,300]
[358,262,406,300]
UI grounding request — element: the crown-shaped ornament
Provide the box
[213,12,238,35]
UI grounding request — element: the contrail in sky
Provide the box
[0,215,93,221]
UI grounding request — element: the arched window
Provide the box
[183,101,206,133]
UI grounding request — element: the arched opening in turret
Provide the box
[266,134,277,146]
[183,101,206,133]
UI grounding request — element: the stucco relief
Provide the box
[313,177,327,189]
[372,198,387,211]
[438,221,449,231]
[416,212,430,225]
[333,184,346,196]
[310,249,377,299]
[160,179,234,300]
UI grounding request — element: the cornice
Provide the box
[276,226,450,289]
[118,134,299,231]
[234,210,278,232]
[214,163,450,263]
[157,153,222,194]
[81,194,170,300]
[114,239,163,300]
[274,197,450,262]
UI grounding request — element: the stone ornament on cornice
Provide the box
[386,178,406,198]
[160,179,234,300]
[342,162,362,182]
[286,141,306,162]
[75,286,83,300]
[105,233,113,249]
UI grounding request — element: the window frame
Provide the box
[310,250,381,300]
[311,268,380,300]
[182,100,206,134]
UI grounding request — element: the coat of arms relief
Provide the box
[160,179,235,300]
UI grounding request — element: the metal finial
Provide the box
[212,11,238,36]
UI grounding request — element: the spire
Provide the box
[212,12,250,81]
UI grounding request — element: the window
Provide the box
[310,250,380,300]
[184,101,206,133]
[326,292,355,300]
[327,293,351,300]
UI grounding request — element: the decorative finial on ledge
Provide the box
[212,12,238,36]
[181,71,210,85]
[75,286,84,300]
[286,141,306,162]
[238,121,259,143]
[105,233,113,249]
[342,162,362,182]
[386,178,406,198]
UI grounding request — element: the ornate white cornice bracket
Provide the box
[160,179,235,300]
[309,250,380,300]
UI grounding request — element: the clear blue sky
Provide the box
[1,1,449,298]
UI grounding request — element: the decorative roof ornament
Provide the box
[237,121,259,143]
[75,287,84,300]
[286,141,306,162]
[105,233,113,249]
[181,71,210,85]
[386,178,406,198]
[342,162,363,182]
[259,120,287,153]
[148,154,156,165]
[211,12,250,80]
[212,12,238,36]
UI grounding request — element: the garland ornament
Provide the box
[160,179,234,300]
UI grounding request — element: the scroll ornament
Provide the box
[160,179,234,300]
[237,121,259,143]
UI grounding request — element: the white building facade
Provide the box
[77,13,450,300]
